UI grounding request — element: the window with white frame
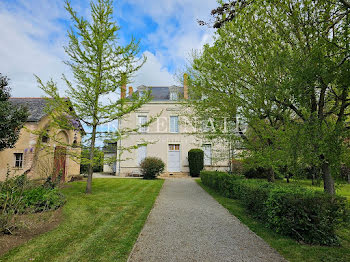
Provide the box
[203,144,212,166]
[170,91,178,101]
[138,116,148,133]
[14,153,24,168]
[170,116,179,133]
[138,145,147,165]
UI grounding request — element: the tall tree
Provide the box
[188,0,350,194]
[37,0,149,193]
[0,74,28,151]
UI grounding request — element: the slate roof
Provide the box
[9,98,85,133]
[128,86,184,101]
[9,98,50,122]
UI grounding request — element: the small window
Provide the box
[14,153,24,168]
[168,144,180,151]
[170,116,179,133]
[170,92,178,101]
[138,116,148,133]
[41,129,49,143]
[42,135,49,143]
[139,91,145,98]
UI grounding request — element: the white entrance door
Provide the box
[168,144,180,172]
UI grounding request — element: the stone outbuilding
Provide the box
[0,98,84,181]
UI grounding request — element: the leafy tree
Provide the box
[80,147,104,173]
[0,74,28,151]
[187,0,350,194]
[37,0,150,193]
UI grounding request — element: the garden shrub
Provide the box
[69,175,84,182]
[340,164,350,183]
[22,187,65,212]
[238,181,273,221]
[243,167,269,179]
[188,149,204,177]
[43,171,63,189]
[200,170,348,245]
[0,173,66,233]
[266,187,347,245]
[0,174,29,233]
[140,157,165,179]
[230,159,244,175]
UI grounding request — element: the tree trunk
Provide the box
[86,124,97,194]
[311,166,316,186]
[348,173,350,184]
[267,168,275,183]
[286,174,290,183]
[321,161,335,195]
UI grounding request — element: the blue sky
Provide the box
[0,0,217,97]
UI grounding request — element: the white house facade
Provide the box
[105,78,231,177]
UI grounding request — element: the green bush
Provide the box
[266,187,347,245]
[243,167,269,179]
[0,174,66,233]
[231,159,244,175]
[188,149,204,177]
[140,157,165,179]
[200,170,348,245]
[22,187,65,212]
[0,174,29,233]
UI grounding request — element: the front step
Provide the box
[160,172,190,178]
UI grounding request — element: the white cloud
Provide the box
[131,51,176,88]
[0,0,69,97]
[0,0,218,97]
[119,0,217,83]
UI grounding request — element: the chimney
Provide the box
[121,73,126,99]
[183,73,188,99]
[128,86,133,97]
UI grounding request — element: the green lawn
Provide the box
[1,178,164,262]
[197,180,350,262]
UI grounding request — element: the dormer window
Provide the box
[169,86,179,101]
[170,91,178,101]
[137,85,147,99]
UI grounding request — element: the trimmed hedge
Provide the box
[200,171,348,245]
[188,149,204,177]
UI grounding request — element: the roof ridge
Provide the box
[9,97,70,100]
[9,97,50,99]
[139,86,183,88]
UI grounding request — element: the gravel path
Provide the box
[128,178,286,262]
